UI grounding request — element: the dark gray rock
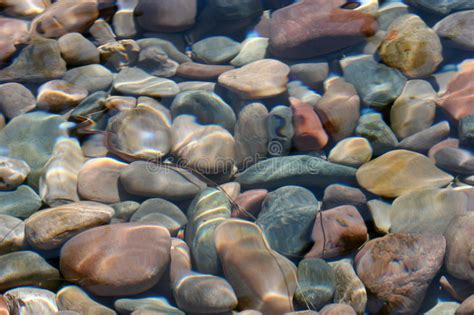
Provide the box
[266,105,294,157]
[0,186,41,219]
[356,113,399,155]
[192,36,241,64]
[397,121,450,153]
[459,114,474,147]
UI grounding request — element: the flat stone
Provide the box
[57,286,116,315]
[115,298,184,315]
[177,81,216,92]
[329,260,367,314]
[25,201,114,250]
[319,304,356,315]
[0,37,67,83]
[0,0,48,17]
[380,14,443,78]
[114,67,180,97]
[232,189,267,220]
[106,106,171,161]
[342,56,406,107]
[236,155,357,190]
[192,36,241,65]
[433,143,474,175]
[434,10,474,50]
[355,233,446,314]
[58,32,100,66]
[445,212,474,283]
[294,258,335,310]
[404,0,474,15]
[460,114,474,146]
[0,186,42,219]
[137,46,178,77]
[130,198,187,236]
[355,113,398,155]
[218,59,289,99]
[231,37,268,67]
[397,121,450,153]
[266,105,294,157]
[257,186,319,257]
[0,251,60,291]
[0,215,25,255]
[391,80,437,139]
[119,161,206,200]
[356,150,453,198]
[0,83,36,119]
[268,0,377,58]
[0,156,30,190]
[37,80,88,112]
[111,201,140,223]
[457,295,474,315]
[98,39,140,71]
[290,63,329,89]
[329,137,373,167]
[60,223,171,296]
[170,90,236,131]
[135,0,197,32]
[177,62,234,80]
[4,288,58,315]
[314,77,360,141]
[322,184,367,211]
[306,205,367,259]
[290,98,328,151]
[39,138,85,207]
[215,219,297,314]
[63,64,113,94]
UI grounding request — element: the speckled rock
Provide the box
[290,98,328,151]
[330,260,367,314]
[58,32,100,66]
[329,137,373,167]
[192,36,241,65]
[57,286,116,315]
[445,212,474,283]
[0,83,36,119]
[0,185,41,219]
[355,112,398,155]
[114,67,180,97]
[231,37,268,67]
[135,0,197,32]
[266,105,294,157]
[4,288,58,315]
[0,157,30,190]
[434,11,474,50]
[63,64,113,94]
[0,215,25,255]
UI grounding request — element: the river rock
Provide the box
[219,182,241,201]
[425,302,461,315]
[0,0,48,17]
[391,80,437,139]
[457,295,474,315]
[0,83,36,119]
[63,64,113,93]
[97,39,140,71]
[342,56,406,107]
[460,114,474,147]
[268,0,377,58]
[138,38,191,64]
[232,189,267,220]
[89,19,116,45]
[266,105,294,157]
[58,32,100,66]
[330,260,367,314]
[288,81,321,107]
[329,137,373,168]
[111,201,140,223]
[404,0,474,15]
[57,286,116,315]
[319,304,356,315]
[0,296,6,315]
[0,37,66,83]
[355,112,398,155]
[440,275,474,302]
[356,150,453,198]
[290,98,328,151]
[115,297,183,315]
[192,36,241,65]
[60,223,171,296]
[381,15,442,77]
[230,37,268,67]
[314,77,360,141]
[215,219,297,314]
[218,59,289,99]
[0,215,25,255]
[355,233,446,314]
[120,160,206,200]
[0,185,41,218]
[37,80,88,112]
[434,10,474,50]
[25,201,114,250]
[177,62,234,80]
[322,184,367,211]
[0,251,60,291]
[432,142,474,175]
[113,0,137,38]
[208,0,263,20]
[0,157,30,190]
[236,155,357,190]
[4,288,58,315]
[39,137,84,207]
[445,212,474,283]
[294,258,335,310]
[290,63,328,89]
[130,198,187,236]
[135,0,197,32]
[0,17,29,63]
[106,106,171,161]
[397,121,450,153]
[376,2,409,30]
[177,81,215,92]
[137,46,178,78]
[170,90,236,131]
[114,67,179,97]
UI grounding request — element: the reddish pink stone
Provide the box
[231,189,268,220]
[290,97,328,151]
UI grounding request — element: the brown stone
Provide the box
[232,189,268,220]
[56,285,116,315]
[0,157,30,190]
[37,80,88,112]
[440,275,474,302]
[319,304,356,315]
[135,0,196,32]
[355,233,446,314]
[290,97,328,151]
[445,213,474,283]
[177,62,234,80]
[0,0,49,17]
[329,260,367,314]
[0,83,36,119]
[0,296,7,315]
[328,137,373,168]
[60,223,171,296]
[456,295,474,315]
[0,17,29,62]
[322,184,367,210]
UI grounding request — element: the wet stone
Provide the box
[266,105,294,157]
[290,63,329,89]
[219,182,241,201]
[0,17,29,63]
[57,286,116,315]
[192,36,241,65]
[115,297,184,315]
[0,251,60,291]
[113,0,137,38]
[58,32,100,66]
[445,212,474,283]
[459,114,474,147]
[135,0,197,32]
[0,0,49,17]
[456,295,474,315]
[322,184,367,211]
[63,64,113,94]
[37,80,88,113]
[432,142,474,175]
[0,215,25,255]
[0,296,6,315]
[0,83,36,120]
[232,189,267,220]
[426,302,461,315]
[208,0,263,20]
[114,67,180,97]
[111,201,140,223]
[376,2,409,30]
[89,19,116,45]
[440,275,474,302]
[319,304,356,315]
[355,113,398,155]
[138,46,179,78]
[0,157,30,190]
[177,81,216,92]
[230,37,269,67]
[404,0,474,15]
[4,288,58,315]
[177,62,234,80]
[0,185,42,219]
[98,39,140,71]
[397,121,450,153]
[290,98,328,151]
[137,38,191,64]
[288,81,321,107]
[434,10,474,50]
[329,137,373,168]
[329,260,367,314]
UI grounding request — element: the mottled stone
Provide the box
[39,138,84,207]
[0,251,60,291]
[294,258,335,310]
[236,155,357,190]
[319,304,356,315]
[131,198,187,236]
[268,0,377,58]
[391,80,437,139]
[58,33,100,66]
[356,150,453,198]
[355,113,398,155]
[114,67,179,97]
[192,36,241,65]
[404,0,474,15]
[4,288,58,315]
[135,0,197,32]
[37,80,88,112]
[138,46,178,78]
[0,215,25,255]
[434,11,474,50]
[290,98,328,151]
[330,260,367,314]
[111,201,140,223]
[115,298,184,315]
[0,186,42,219]
[457,295,474,315]
[397,121,450,153]
[314,77,360,141]
[322,184,367,211]
[266,105,294,157]
[57,286,116,315]
[0,157,30,190]
[232,189,267,220]
[120,161,206,200]
[445,212,474,283]
[329,137,373,168]
[98,39,140,71]
[218,59,289,99]
[231,37,268,67]
[60,223,171,296]
[290,63,329,89]
[215,219,297,314]
[355,233,446,314]
[170,90,236,131]
[0,83,36,119]
[376,2,409,30]
[460,114,474,147]
[380,14,443,78]
[177,62,234,80]
[63,64,113,94]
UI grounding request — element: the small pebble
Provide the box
[329,137,373,167]
[330,260,367,314]
[0,157,30,190]
[230,37,269,67]
[355,112,398,155]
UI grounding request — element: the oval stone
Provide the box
[63,65,113,94]
[57,286,116,315]
[37,80,88,112]
[4,288,58,315]
[0,156,30,190]
[328,137,373,168]
[58,32,100,66]
[192,36,241,65]
[113,67,179,97]
[290,98,328,151]
[329,260,367,314]
[0,215,25,255]
[445,212,474,283]
[0,83,36,119]
[135,0,197,32]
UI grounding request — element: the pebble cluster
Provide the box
[0,0,473,315]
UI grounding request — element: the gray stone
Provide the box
[58,32,100,66]
[115,297,184,315]
[435,10,474,50]
[230,37,268,67]
[459,114,474,147]
[397,121,450,153]
[111,201,140,223]
[192,36,241,64]
[114,67,180,97]
[138,46,179,77]
[137,38,191,64]
[266,105,294,157]
[0,83,36,119]
[445,212,474,283]
[404,0,474,15]
[113,0,137,38]
[356,112,398,155]
[376,3,409,30]
[63,64,113,93]
[57,285,116,315]
[0,186,42,219]
[329,260,367,314]
[0,215,25,255]
[290,62,329,89]
[208,0,263,20]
